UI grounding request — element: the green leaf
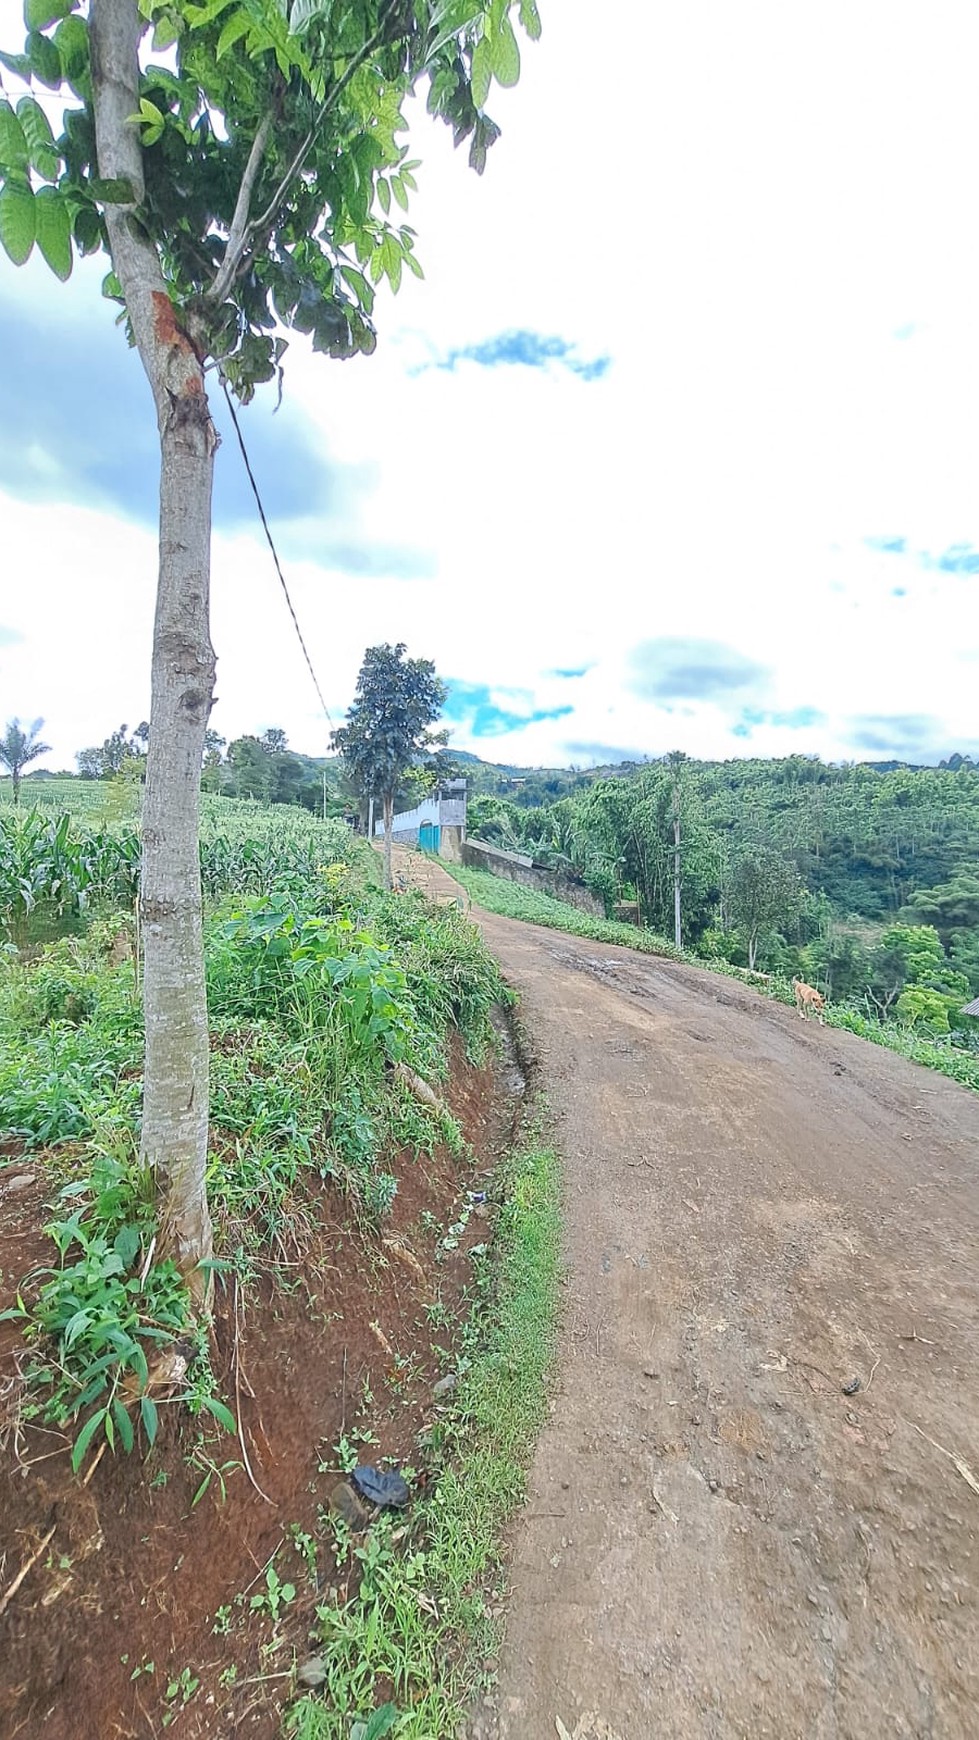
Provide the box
[33,187,72,278]
[489,13,520,86]
[470,34,491,109]
[198,1395,236,1434]
[112,1397,135,1454]
[0,101,29,170]
[71,202,102,253]
[152,15,181,50]
[391,173,409,212]
[376,175,390,215]
[134,96,165,128]
[24,0,73,29]
[404,250,424,279]
[216,8,250,56]
[140,1393,159,1448]
[89,176,135,204]
[339,262,374,314]
[355,1706,399,1740]
[71,1407,106,1473]
[0,50,33,79]
[26,28,63,86]
[518,0,541,40]
[53,14,88,78]
[103,1406,116,1450]
[17,95,59,177]
[0,183,35,265]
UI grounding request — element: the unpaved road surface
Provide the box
[394,851,979,1739]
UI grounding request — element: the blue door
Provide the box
[419,823,440,852]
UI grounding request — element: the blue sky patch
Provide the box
[0,301,347,533]
[444,679,573,738]
[865,535,907,555]
[738,704,826,731]
[549,665,592,679]
[931,543,979,575]
[421,329,610,382]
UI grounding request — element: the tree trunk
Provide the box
[383,791,394,890]
[748,931,757,971]
[91,0,218,1301]
[11,769,20,806]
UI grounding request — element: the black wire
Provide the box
[220,376,334,732]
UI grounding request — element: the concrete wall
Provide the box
[439,824,465,863]
[462,838,605,917]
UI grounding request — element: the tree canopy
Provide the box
[332,641,447,886]
[0,717,50,801]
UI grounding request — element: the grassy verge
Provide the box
[441,862,979,1098]
[284,1089,562,1739]
[439,861,682,958]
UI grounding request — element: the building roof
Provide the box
[961,996,979,1019]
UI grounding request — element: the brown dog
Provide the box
[792,977,825,1023]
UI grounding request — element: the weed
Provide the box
[249,1563,296,1623]
[163,1666,200,1725]
[283,1109,561,1737]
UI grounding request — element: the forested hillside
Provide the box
[465,754,979,1026]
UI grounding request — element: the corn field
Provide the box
[0,801,358,943]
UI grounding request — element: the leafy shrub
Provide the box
[0,1152,195,1467]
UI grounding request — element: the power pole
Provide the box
[367,794,375,840]
[669,751,684,951]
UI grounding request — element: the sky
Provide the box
[1,1,978,773]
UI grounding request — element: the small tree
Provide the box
[0,717,51,802]
[332,643,447,889]
[76,722,147,779]
[0,0,538,1292]
[727,849,802,970]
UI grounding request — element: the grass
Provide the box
[439,861,683,958]
[441,861,979,1097]
[0,842,508,1467]
[283,1098,562,1739]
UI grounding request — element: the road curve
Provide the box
[394,850,979,1739]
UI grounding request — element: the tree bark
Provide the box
[383,790,394,890]
[91,0,217,1300]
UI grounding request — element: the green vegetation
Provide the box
[332,643,450,891]
[443,861,683,958]
[464,753,979,1037]
[441,863,979,1096]
[285,1112,561,1739]
[0,805,506,1469]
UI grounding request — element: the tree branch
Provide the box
[205,0,401,306]
[208,112,273,305]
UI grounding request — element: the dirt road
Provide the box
[392,850,979,1740]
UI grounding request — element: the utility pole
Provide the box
[669,751,684,951]
[367,794,375,840]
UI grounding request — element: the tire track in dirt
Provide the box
[390,850,979,1740]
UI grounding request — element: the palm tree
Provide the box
[0,718,52,804]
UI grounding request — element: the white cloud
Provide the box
[1,0,978,772]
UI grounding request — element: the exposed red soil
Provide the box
[0,1036,514,1740]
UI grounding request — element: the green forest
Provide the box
[462,753,979,1034]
